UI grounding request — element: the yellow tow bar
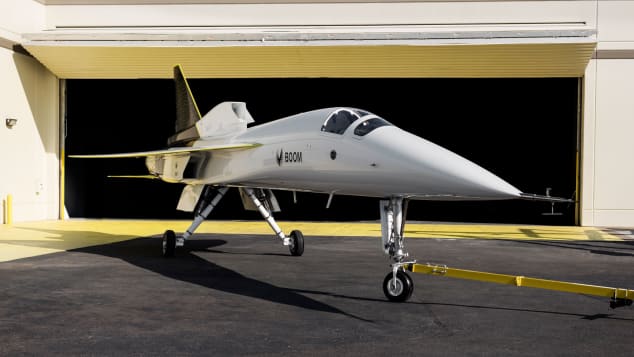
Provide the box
[405,263,634,309]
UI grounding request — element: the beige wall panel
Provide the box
[45,1,597,29]
[0,48,59,223]
[0,0,45,35]
[598,1,634,43]
[593,210,634,227]
[580,58,596,226]
[592,59,634,225]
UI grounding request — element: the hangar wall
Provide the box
[0,0,59,222]
[44,1,597,29]
[581,1,634,226]
[2,0,634,227]
[0,50,59,222]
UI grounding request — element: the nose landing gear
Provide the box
[383,269,414,302]
[380,197,415,302]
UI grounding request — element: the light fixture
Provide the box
[5,118,17,129]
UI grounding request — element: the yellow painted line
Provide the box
[0,243,60,262]
[6,195,12,225]
[0,220,624,263]
[60,148,65,220]
[401,224,622,241]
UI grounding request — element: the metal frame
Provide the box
[406,262,633,309]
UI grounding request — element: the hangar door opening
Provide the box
[65,77,579,225]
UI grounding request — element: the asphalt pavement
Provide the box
[1,233,633,356]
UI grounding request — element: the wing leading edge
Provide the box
[69,142,261,159]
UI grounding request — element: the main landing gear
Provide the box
[242,188,304,257]
[162,229,177,258]
[161,186,304,258]
[380,197,415,302]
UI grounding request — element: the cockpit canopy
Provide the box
[320,108,392,137]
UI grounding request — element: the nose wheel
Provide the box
[383,270,414,302]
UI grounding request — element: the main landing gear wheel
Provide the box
[383,270,414,302]
[162,230,176,258]
[289,230,304,256]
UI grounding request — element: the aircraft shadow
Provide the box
[11,228,632,322]
[419,301,634,322]
[204,249,290,257]
[288,288,634,322]
[71,235,370,321]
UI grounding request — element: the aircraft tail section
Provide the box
[168,65,203,146]
[168,65,255,146]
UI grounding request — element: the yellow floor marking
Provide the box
[0,220,623,263]
[0,243,60,262]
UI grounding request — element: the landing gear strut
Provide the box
[380,197,415,302]
[161,186,228,257]
[161,186,304,257]
[243,188,304,257]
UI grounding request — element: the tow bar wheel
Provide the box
[383,270,414,302]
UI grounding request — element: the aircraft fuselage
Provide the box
[157,107,521,201]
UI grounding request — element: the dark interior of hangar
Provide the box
[65,77,579,225]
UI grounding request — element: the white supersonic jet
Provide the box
[71,65,572,302]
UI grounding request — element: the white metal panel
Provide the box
[0,0,45,35]
[44,2,597,29]
[23,1,597,78]
[594,59,634,213]
[34,0,592,3]
[24,1,598,78]
[597,1,634,43]
[593,210,634,227]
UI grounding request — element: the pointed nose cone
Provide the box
[440,157,522,200]
[373,128,521,200]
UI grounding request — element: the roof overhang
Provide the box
[23,28,597,78]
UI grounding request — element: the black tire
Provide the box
[162,230,176,258]
[289,230,304,256]
[382,270,414,302]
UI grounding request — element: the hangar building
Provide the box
[0,0,633,227]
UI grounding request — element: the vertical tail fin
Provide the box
[168,65,202,146]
